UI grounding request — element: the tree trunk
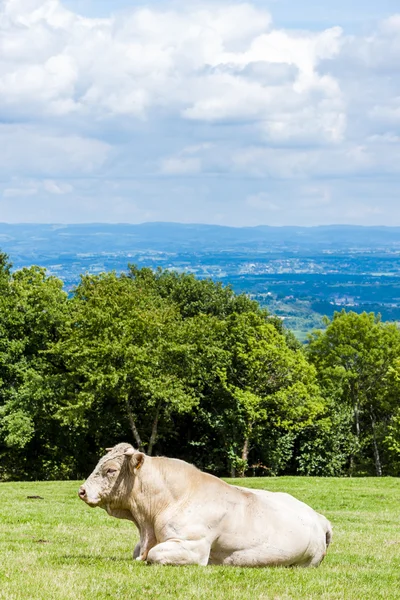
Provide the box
[349,401,361,476]
[354,403,360,438]
[370,411,382,477]
[236,438,250,478]
[349,454,354,477]
[147,402,161,457]
[241,437,250,463]
[239,424,252,478]
[125,396,143,450]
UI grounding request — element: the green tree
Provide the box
[128,267,263,320]
[0,265,69,479]
[308,311,400,476]
[379,358,400,474]
[221,312,323,475]
[51,272,199,457]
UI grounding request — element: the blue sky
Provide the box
[0,0,400,226]
[64,0,400,31]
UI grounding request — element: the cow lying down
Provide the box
[79,443,332,567]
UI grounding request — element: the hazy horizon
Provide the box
[1,221,400,230]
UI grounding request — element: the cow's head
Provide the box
[78,443,145,509]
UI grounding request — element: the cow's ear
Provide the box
[132,452,145,471]
[124,448,145,472]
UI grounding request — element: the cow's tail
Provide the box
[318,513,333,549]
[325,519,333,549]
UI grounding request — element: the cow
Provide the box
[78,443,332,567]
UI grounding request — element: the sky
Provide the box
[0,0,400,227]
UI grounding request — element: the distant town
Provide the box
[1,223,400,341]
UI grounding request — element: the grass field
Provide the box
[0,477,399,600]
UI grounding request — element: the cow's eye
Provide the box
[106,468,117,475]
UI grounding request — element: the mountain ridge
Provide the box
[1,222,400,256]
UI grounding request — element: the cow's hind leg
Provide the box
[146,539,210,566]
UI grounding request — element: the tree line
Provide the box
[0,251,399,480]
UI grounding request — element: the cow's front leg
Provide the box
[133,542,141,560]
[135,526,157,561]
[147,539,210,566]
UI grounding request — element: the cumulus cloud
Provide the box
[0,0,345,141]
[0,0,399,225]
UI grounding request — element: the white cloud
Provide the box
[159,144,213,175]
[160,157,202,175]
[246,192,280,211]
[2,178,73,199]
[43,180,73,194]
[380,14,400,34]
[0,124,111,176]
[0,0,400,225]
[0,0,345,143]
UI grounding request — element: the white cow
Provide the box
[79,443,332,567]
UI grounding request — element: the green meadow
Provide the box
[0,477,399,600]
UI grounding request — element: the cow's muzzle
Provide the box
[78,485,101,507]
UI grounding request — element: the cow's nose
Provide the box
[78,486,87,499]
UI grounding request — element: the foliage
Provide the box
[0,264,70,479]
[50,272,199,455]
[217,312,324,475]
[1,250,400,480]
[307,311,400,476]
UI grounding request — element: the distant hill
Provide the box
[1,222,400,340]
[1,222,400,256]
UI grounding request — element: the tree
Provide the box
[128,266,264,320]
[308,311,400,476]
[220,312,323,476]
[0,265,69,479]
[124,268,324,476]
[50,272,199,457]
[379,358,400,474]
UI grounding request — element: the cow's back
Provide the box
[207,485,329,567]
